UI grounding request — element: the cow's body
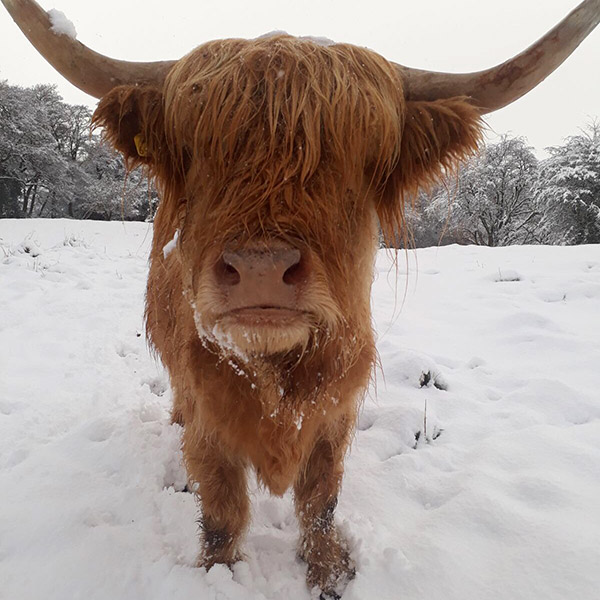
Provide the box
[126,39,442,593]
[93,39,478,596]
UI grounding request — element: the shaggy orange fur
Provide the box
[93,34,483,597]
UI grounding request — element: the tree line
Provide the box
[1,81,598,246]
[0,81,158,221]
[408,123,600,247]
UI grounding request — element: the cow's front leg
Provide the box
[183,430,249,568]
[294,435,355,599]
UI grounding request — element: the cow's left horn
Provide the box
[1,0,176,98]
[395,0,600,113]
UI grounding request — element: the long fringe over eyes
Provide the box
[162,35,406,248]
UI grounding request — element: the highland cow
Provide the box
[3,0,598,597]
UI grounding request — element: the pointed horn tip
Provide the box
[395,0,600,113]
[2,0,176,98]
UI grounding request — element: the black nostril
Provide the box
[215,255,241,286]
[283,254,309,286]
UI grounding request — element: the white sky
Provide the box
[0,0,598,154]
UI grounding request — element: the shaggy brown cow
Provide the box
[4,0,598,597]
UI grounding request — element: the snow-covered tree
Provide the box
[78,140,158,221]
[0,82,87,217]
[436,136,540,246]
[536,121,600,245]
[0,81,158,221]
[413,136,542,247]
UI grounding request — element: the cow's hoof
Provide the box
[320,592,341,600]
[304,538,355,600]
[197,548,244,570]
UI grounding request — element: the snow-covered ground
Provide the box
[1,218,599,600]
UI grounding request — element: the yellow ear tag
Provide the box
[134,134,148,157]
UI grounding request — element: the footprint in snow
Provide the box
[142,376,168,397]
[357,409,376,431]
[115,340,140,358]
[83,417,116,442]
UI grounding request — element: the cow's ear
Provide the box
[377,97,483,243]
[92,86,165,169]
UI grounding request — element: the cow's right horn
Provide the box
[1,0,176,98]
[394,0,600,113]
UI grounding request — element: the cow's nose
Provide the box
[215,245,310,307]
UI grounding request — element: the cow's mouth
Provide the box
[209,307,313,357]
[221,306,307,325]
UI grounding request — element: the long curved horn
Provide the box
[1,0,176,98]
[396,0,600,113]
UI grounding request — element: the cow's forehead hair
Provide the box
[161,35,406,187]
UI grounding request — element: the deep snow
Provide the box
[1,219,599,600]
